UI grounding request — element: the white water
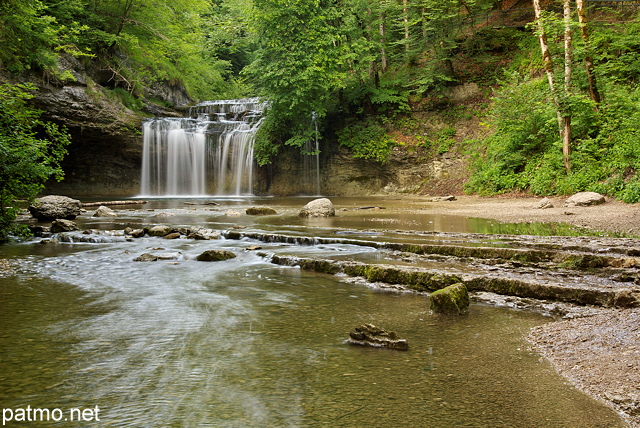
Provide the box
[140,98,265,196]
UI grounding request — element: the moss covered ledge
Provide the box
[265,254,640,308]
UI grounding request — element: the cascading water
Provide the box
[140,98,265,196]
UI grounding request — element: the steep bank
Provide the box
[2,56,187,197]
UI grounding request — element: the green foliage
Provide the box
[0,83,71,242]
[337,120,396,164]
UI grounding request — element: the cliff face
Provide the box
[259,145,467,197]
[10,56,473,198]
[11,55,187,197]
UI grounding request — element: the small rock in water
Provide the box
[163,232,181,240]
[430,283,470,315]
[147,225,173,237]
[50,219,79,233]
[134,252,178,262]
[299,198,335,218]
[347,324,408,350]
[93,205,117,217]
[196,249,237,261]
[225,210,242,217]
[246,207,278,215]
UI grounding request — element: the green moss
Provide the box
[430,283,470,315]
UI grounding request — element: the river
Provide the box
[0,197,625,426]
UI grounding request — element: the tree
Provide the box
[0,83,71,242]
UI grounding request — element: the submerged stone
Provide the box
[246,207,277,215]
[134,252,178,262]
[347,324,408,350]
[430,283,470,315]
[196,249,237,262]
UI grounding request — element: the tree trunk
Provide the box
[403,0,410,53]
[576,0,601,106]
[379,9,388,73]
[562,0,572,172]
[533,0,569,171]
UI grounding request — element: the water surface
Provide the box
[0,198,625,426]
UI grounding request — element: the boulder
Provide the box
[535,197,554,209]
[563,192,606,207]
[196,249,237,261]
[147,225,173,237]
[299,198,335,218]
[93,205,117,217]
[246,207,277,215]
[347,324,408,350]
[225,210,242,217]
[50,219,79,233]
[28,195,82,220]
[430,283,470,315]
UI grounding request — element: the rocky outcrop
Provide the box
[299,198,335,218]
[430,283,470,315]
[28,195,83,220]
[564,192,606,207]
[1,54,189,197]
[347,324,409,350]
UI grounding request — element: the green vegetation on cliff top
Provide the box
[2,0,640,218]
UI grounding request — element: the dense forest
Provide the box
[1,0,640,239]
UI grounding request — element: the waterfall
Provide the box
[139,98,265,196]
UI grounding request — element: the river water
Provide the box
[0,197,625,426]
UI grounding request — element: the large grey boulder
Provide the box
[563,192,606,207]
[299,198,335,218]
[28,195,82,220]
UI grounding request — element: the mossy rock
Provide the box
[430,283,470,315]
[246,207,277,215]
[196,249,237,262]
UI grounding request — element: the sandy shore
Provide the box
[419,194,640,236]
[429,195,640,426]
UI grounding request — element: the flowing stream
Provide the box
[0,197,626,426]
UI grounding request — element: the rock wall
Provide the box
[4,55,187,197]
[259,145,467,196]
